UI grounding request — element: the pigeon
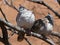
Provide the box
[31,13,54,36]
[16,5,35,41]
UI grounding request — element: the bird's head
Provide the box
[19,5,26,12]
[45,13,54,25]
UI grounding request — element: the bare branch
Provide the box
[51,31,60,38]
[31,32,55,45]
[4,0,19,12]
[0,7,15,38]
[0,6,57,45]
[28,0,60,18]
[42,1,60,18]
[0,21,11,45]
[0,8,8,22]
[24,37,32,45]
[0,18,55,45]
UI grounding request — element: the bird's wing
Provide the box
[31,19,44,32]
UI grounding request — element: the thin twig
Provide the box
[28,0,60,18]
[0,8,13,37]
[24,37,32,45]
[4,0,19,12]
[51,31,60,38]
[31,32,55,45]
[0,8,8,22]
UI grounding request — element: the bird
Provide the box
[16,5,35,41]
[31,13,54,36]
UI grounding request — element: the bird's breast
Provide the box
[16,11,35,29]
[46,23,53,31]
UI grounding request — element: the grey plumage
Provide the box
[16,5,35,41]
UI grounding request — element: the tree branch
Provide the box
[0,7,56,44]
[28,0,60,18]
[0,21,11,45]
[24,37,32,45]
[0,8,8,22]
[0,18,55,45]
[4,0,19,12]
[51,31,60,38]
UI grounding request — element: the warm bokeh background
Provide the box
[0,0,60,45]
